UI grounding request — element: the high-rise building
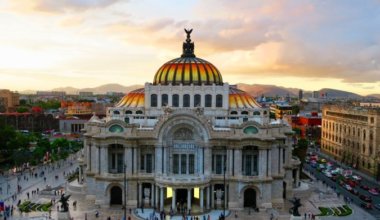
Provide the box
[74,30,300,212]
[0,89,19,112]
[298,90,303,100]
[321,104,380,178]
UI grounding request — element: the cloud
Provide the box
[8,0,121,13]
[101,0,380,83]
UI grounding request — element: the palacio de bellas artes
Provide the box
[68,29,301,217]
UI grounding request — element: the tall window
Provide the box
[242,147,258,176]
[205,94,212,107]
[183,94,190,107]
[212,154,226,174]
[189,154,195,174]
[173,94,179,107]
[151,94,157,107]
[162,94,168,107]
[194,94,201,107]
[173,154,179,174]
[181,154,187,174]
[140,153,153,173]
[216,94,223,107]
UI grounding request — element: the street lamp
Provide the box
[124,164,127,220]
[223,146,227,219]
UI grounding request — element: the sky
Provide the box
[0,0,380,95]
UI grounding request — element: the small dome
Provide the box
[116,88,145,108]
[229,87,261,109]
[153,57,223,86]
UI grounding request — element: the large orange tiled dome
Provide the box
[153,57,223,86]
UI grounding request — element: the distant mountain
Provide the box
[19,83,369,99]
[236,84,365,99]
[367,94,380,99]
[319,88,362,99]
[52,84,143,94]
[237,83,298,97]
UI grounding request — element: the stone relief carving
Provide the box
[216,189,223,200]
[194,107,204,116]
[144,188,150,199]
[173,128,193,140]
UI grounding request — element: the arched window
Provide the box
[161,94,168,107]
[253,111,260,115]
[216,94,223,107]
[241,111,249,115]
[194,94,201,107]
[205,94,212,107]
[172,94,179,107]
[125,110,132,114]
[183,94,190,107]
[136,110,143,114]
[230,111,238,115]
[113,110,120,115]
[151,94,157,107]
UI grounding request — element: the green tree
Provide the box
[292,105,300,115]
[16,106,29,113]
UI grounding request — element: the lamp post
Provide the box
[124,164,127,220]
[223,146,227,219]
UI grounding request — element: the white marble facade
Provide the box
[82,32,300,212]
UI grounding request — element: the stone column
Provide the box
[172,188,176,211]
[139,183,143,207]
[151,184,154,207]
[126,147,133,174]
[228,149,233,175]
[206,186,210,209]
[155,185,159,208]
[163,147,167,175]
[267,149,271,177]
[259,150,266,177]
[155,146,162,174]
[211,185,214,209]
[200,188,204,212]
[204,147,212,175]
[234,149,242,176]
[160,187,164,211]
[187,188,191,211]
[101,146,108,174]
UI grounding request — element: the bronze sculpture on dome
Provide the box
[182,28,195,58]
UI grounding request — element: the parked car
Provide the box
[369,188,379,195]
[349,188,359,196]
[359,195,373,203]
[361,185,370,190]
[361,203,373,209]
[352,175,362,181]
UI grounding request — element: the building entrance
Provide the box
[243,188,256,208]
[176,189,188,213]
[110,186,122,205]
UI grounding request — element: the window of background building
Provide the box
[181,154,187,174]
[183,94,190,107]
[173,94,179,107]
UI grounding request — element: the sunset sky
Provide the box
[0,0,380,95]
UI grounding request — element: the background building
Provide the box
[321,104,380,178]
[0,89,19,112]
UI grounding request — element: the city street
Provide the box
[304,155,380,219]
[0,153,79,219]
